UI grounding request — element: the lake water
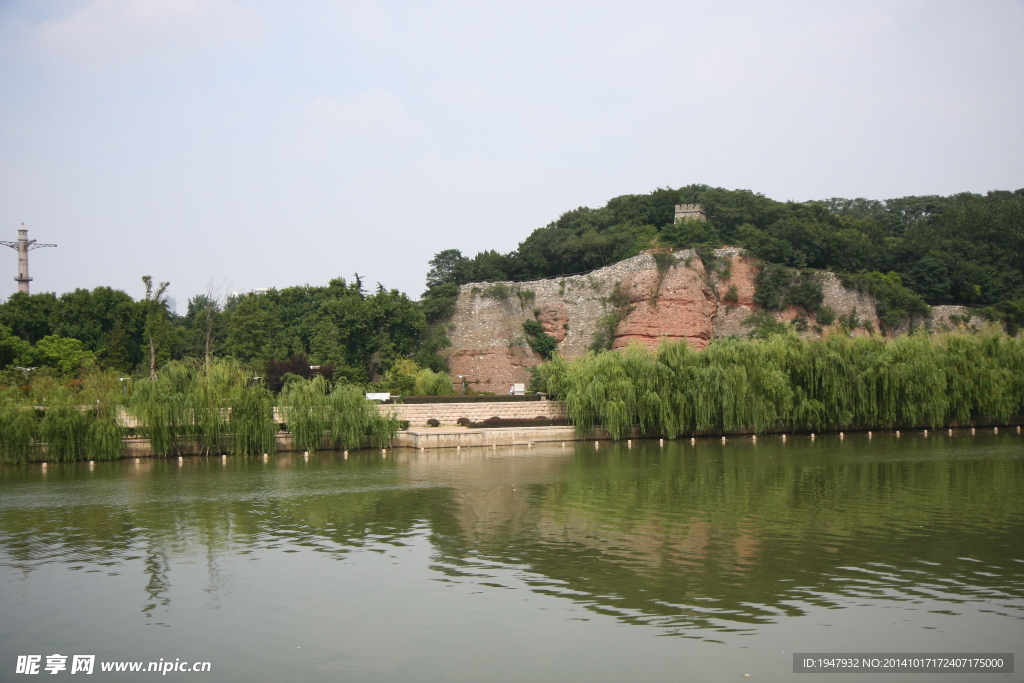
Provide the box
[1,432,1022,682]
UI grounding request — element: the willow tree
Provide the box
[542,331,1024,438]
[278,376,400,452]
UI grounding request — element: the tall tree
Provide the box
[141,275,170,380]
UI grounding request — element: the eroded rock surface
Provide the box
[445,248,881,394]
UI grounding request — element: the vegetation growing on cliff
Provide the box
[422,185,1024,331]
[537,332,1024,440]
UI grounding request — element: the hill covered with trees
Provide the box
[422,185,1024,333]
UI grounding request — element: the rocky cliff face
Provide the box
[444,249,984,394]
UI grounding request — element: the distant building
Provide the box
[674,204,707,222]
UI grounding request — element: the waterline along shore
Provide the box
[9,407,1024,462]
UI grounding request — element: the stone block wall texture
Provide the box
[379,400,567,427]
[445,248,896,394]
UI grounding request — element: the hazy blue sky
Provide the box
[1,0,1022,307]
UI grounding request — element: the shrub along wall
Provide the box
[537,332,1024,439]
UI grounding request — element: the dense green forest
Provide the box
[1,185,1021,389]
[422,185,1024,332]
[0,275,450,388]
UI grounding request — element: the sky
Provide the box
[1,0,1022,309]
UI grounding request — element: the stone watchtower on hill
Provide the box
[674,204,707,222]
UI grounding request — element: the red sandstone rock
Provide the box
[538,303,569,343]
[612,260,717,351]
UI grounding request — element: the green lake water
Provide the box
[1,432,1022,682]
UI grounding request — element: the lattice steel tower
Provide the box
[1,224,57,294]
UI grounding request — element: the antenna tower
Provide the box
[1,224,57,294]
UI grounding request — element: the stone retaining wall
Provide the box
[378,400,567,427]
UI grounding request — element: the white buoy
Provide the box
[492,444,497,450]
[222,454,227,463]
[1017,426,1021,434]
[457,445,461,451]
[627,439,632,447]
[690,437,696,445]
[948,428,953,436]
[923,429,928,437]
[89,461,95,470]
[751,435,757,442]
[867,431,873,439]
[895,430,901,437]
[561,442,565,447]
[263,453,268,461]
[721,436,727,443]
[381,449,387,457]
[839,432,844,440]
[41,462,47,470]
[178,457,183,465]
[594,440,599,447]
[135,458,141,464]
[781,434,787,442]
[971,427,976,435]
[994,427,999,434]
[810,433,816,440]
[343,451,348,459]
[659,439,664,447]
